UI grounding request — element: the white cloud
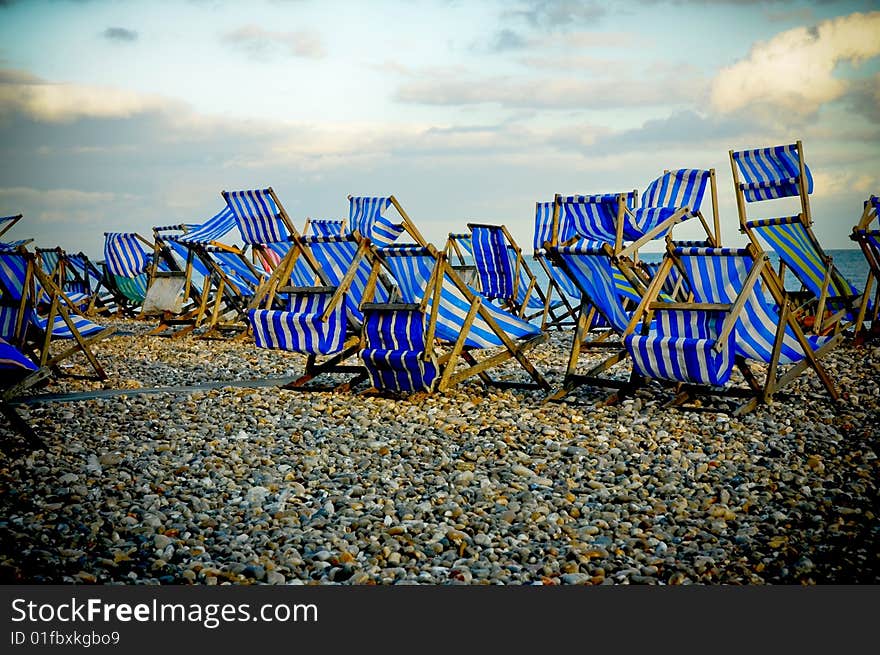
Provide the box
[0,68,173,123]
[711,11,880,118]
[221,25,326,59]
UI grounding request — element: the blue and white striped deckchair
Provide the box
[447,224,550,323]
[545,240,661,401]
[223,188,293,246]
[246,235,388,391]
[850,195,880,340]
[359,244,548,393]
[731,141,861,334]
[36,248,91,310]
[103,232,152,312]
[305,219,345,237]
[623,244,841,415]
[0,249,112,378]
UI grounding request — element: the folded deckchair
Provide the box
[359,243,549,394]
[247,195,423,390]
[850,195,880,340]
[445,223,553,325]
[0,248,114,380]
[731,141,863,335]
[102,232,154,316]
[623,243,842,415]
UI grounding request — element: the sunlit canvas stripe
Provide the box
[177,206,237,245]
[223,189,289,245]
[208,251,262,293]
[104,233,149,277]
[732,144,813,202]
[348,196,404,245]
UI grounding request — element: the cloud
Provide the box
[846,72,880,124]
[395,67,706,110]
[102,27,138,42]
[221,25,325,59]
[0,68,174,123]
[711,11,880,119]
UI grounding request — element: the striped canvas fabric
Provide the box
[381,246,540,349]
[248,293,346,355]
[114,273,148,303]
[348,197,404,246]
[626,308,734,386]
[32,312,107,339]
[165,239,211,278]
[555,243,633,333]
[360,308,439,393]
[307,237,389,323]
[0,239,31,251]
[533,201,577,253]
[0,304,23,341]
[176,206,236,245]
[732,144,813,202]
[307,219,345,237]
[104,233,149,278]
[561,193,638,243]
[471,226,515,301]
[259,241,316,287]
[634,169,710,236]
[223,188,290,245]
[0,336,36,371]
[680,248,828,363]
[207,250,262,294]
[749,220,860,317]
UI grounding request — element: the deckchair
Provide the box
[1,336,50,448]
[623,243,842,415]
[148,207,241,335]
[63,251,113,315]
[247,195,424,390]
[532,201,581,330]
[0,248,114,380]
[358,243,549,394]
[445,223,553,324]
[36,247,91,312]
[544,171,718,401]
[730,141,863,335]
[102,232,154,316]
[850,195,880,341]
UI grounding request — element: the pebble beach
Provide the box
[1,319,878,585]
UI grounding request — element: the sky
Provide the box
[0,0,878,259]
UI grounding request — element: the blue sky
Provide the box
[0,0,878,257]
